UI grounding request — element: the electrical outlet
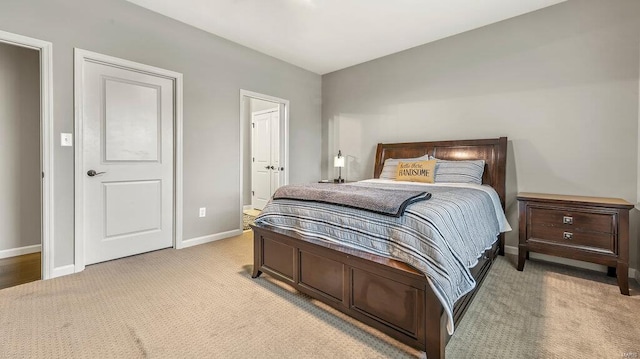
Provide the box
[199,207,206,217]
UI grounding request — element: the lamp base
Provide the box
[333,178,345,183]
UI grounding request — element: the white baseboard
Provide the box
[504,245,637,280]
[51,264,75,278]
[243,205,252,211]
[181,229,242,249]
[632,268,640,285]
[0,244,41,259]
[504,245,518,256]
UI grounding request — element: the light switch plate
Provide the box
[61,133,73,147]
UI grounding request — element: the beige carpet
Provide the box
[1,231,638,358]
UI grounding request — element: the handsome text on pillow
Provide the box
[395,160,437,183]
[379,154,430,180]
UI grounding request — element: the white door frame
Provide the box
[0,30,54,280]
[240,90,289,228]
[74,49,184,272]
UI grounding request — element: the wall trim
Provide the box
[0,30,54,280]
[0,245,42,259]
[243,205,252,211]
[51,264,75,278]
[74,48,184,269]
[181,229,242,248]
[505,245,637,280]
[504,245,518,255]
[632,268,640,285]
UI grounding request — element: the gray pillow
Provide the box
[433,159,485,184]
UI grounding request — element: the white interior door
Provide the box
[270,110,281,193]
[251,111,272,210]
[81,59,174,265]
[251,108,282,210]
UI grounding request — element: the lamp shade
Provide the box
[334,156,345,168]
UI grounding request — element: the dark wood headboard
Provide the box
[373,137,508,210]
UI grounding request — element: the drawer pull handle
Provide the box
[563,216,573,225]
[563,232,573,240]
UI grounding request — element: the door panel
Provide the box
[82,59,173,265]
[103,180,162,238]
[104,79,160,162]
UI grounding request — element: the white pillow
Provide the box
[379,154,430,180]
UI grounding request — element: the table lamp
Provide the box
[334,150,345,183]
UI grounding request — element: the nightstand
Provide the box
[517,192,633,295]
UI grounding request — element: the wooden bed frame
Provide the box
[251,137,507,359]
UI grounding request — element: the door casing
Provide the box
[0,30,53,279]
[74,48,184,272]
[240,90,289,227]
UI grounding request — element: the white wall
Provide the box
[0,42,41,252]
[322,0,640,269]
[0,0,322,268]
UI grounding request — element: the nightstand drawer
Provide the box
[528,225,615,253]
[529,207,614,233]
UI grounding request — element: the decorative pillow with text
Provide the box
[396,160,437,183]
[379,154,430,180]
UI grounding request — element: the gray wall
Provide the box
[242,98,280,207]
[0,43,41,251]
[322,0,640,270]
[0,0,321,268]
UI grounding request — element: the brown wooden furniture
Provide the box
[517,192,633,295]
[251,137,507,359]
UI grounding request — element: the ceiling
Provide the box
[126,0,566,75]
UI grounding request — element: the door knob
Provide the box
[279,167,284,171]
[87,170,106,177]
[264,166,270,169]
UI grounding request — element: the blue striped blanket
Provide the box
[254,179,511,334]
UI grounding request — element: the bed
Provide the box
[250,137,508,359]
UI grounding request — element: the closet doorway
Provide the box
[239,90,289,229]
[0,30,53,286]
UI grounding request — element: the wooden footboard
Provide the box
[250,137,506,359]
[251,223,498,359]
